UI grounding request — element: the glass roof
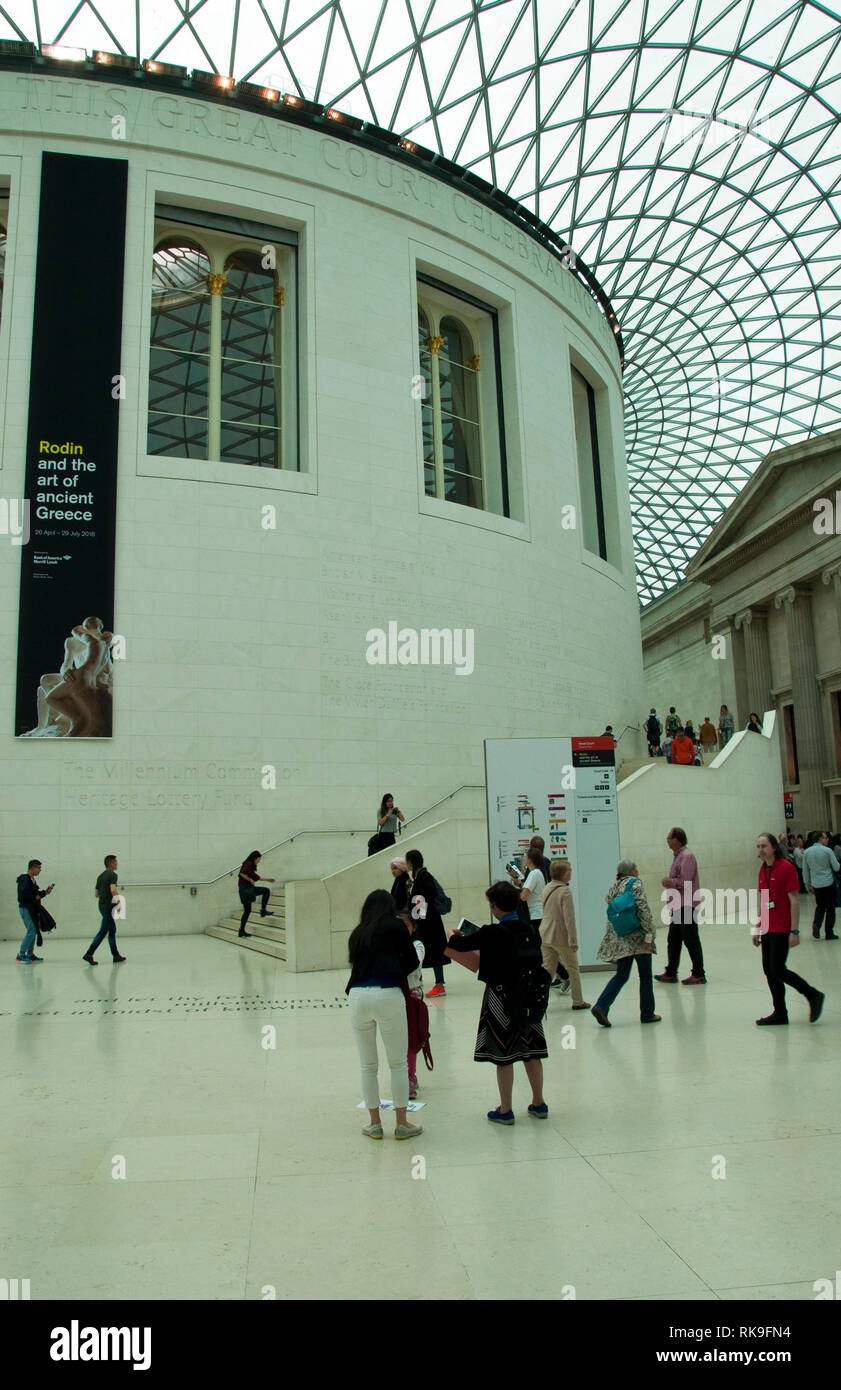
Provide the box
[3,0,840,602]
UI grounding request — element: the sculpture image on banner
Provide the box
[19,616,114,738]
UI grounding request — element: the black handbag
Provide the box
[367,831,389,856]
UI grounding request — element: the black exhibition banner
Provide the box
[15,151,127,738]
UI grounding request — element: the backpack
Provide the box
[405,992,434,1071]
[606,879,642,937]
[645,715,661,738]
[431,876,452,915]
[504,919,551,1025]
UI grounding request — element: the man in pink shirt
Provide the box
[655,827,707,984]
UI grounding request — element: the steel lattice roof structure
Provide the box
[2,0,840,603]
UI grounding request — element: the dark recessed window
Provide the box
[416,276,508,516]
[148,212,298,469]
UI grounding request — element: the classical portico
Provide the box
[641,429,841,831]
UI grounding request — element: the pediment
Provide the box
[685,428,841,580]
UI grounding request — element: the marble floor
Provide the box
[3,925,839,1301]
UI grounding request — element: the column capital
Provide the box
[426,334,444,356]
[773,584,812,610]
[206,272,227,295]
[821,563,841,587]
[734,606,769,630]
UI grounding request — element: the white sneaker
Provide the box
[394,1122,423,1140]
[559,979,571,994]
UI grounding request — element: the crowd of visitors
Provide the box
[15,789,835,1140]
[343,817,834,1137]
[643,703,750,762]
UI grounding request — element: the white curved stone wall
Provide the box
[0,72,643,935]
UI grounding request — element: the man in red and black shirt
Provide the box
[753,833,824,1025]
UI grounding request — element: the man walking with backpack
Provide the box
[645,709,662,756]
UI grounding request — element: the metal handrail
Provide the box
[121,783,485,888]
[615,723,640,744]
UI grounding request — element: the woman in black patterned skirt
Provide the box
[446,880,549,1125]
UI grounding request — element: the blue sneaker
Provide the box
[528,1103,549,1119]
[29,954,43,962]
[487,1108,515,1125]
[15,954,33,963]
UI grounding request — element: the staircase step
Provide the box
[218,916,286,939]
[205,925,286,959]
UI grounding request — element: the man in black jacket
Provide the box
[16,859,53,962]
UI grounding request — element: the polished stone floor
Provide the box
[3,925,839,1301]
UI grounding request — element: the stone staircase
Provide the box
[616,756,651,783]
[617,754,710,783]
[204,885,287,960]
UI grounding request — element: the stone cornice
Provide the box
[690,500,833,585]
[640,587,712,649]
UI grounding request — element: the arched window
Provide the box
[148,236,211,458]
[416,278,506,516]
[148,216,297,469]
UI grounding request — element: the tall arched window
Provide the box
[148,215,297,469]
[416,277,507,516]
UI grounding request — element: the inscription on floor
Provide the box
[19,993,350,1016]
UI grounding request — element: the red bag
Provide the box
[405,992,433,1071]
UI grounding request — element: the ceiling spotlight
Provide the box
[362,122,401,148]
[41,44,86,63]
[143,58,187,79]
[325,107,363,130]
[0,39,37,59]
[191,69,235,93]
[235,81,279,105]
[281,93,323,117]
[93,51,138,69]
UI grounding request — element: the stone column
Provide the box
[774,585,829,828]
[822,564,841,656]
[733,607,773,718]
